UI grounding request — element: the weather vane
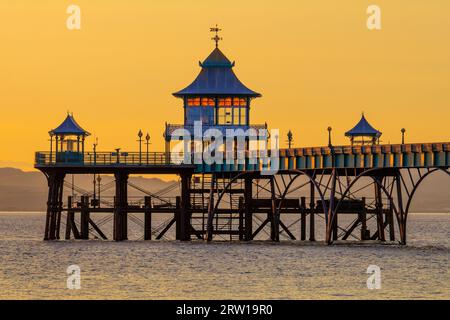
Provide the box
[210,24,222,48]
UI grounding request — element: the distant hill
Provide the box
[0,167,448,212]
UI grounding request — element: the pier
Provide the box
[35,29,450,245]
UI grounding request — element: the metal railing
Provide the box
[35,151,185,166]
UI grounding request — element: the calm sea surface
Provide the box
[0,212,448,299]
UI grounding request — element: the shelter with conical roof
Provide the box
[165,27,265,158]
[48,113,90,163]
[345,113,382,145]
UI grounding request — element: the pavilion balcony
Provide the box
[164,123,267,140]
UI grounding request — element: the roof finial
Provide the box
[210,24,222,48]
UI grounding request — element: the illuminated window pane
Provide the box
[218,98,225,107]
[240,98,247,106]
[225,97,232,106]
[240,108,246,125]
[233,108,239,124]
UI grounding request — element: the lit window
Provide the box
[233,108,239,124]
[240,108,246,125]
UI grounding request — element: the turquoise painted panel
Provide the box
[336,154,344,168]
[355,154,362,168]
[314,155,321,168]
[296,156,305,169]
[305,156,312,169]
[383,154,390,167]
[288,157,294,170]
[323,155,332,168]
[344,154,354,168]
[372,154,382,167]
[424,152,432,166]
[364,154,371,168]
[393,154,401,167]
[434,152,445,166]
[279,157,286,170]
[414,153,422,167]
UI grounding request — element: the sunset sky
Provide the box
[0,0,449,171]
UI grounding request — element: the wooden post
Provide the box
[360,197,367,240]
[144,196,152,240]
[333,210,338,241]
[269,177,279,242]
[238,196,244,241]
[375,181,386,241]
[65,196,73,240]
[309,180,315,241]
[326,169,337,244]
[114,172,128,241]
[175,196,181,240]
[80,196,90,240]
[44,174,54,240]
[55,179,64,240]
[179,174,191,241]
[244,177,253,241]
[388,199,395,241]
[300,197,306,241]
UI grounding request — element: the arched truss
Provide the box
[202,166,449,244]
[322,167,449,244]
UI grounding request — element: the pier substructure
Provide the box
[114,172,128,241]
[44,172,65,240]
[40,166,449,245]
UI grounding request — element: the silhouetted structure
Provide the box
[35,28,450,245]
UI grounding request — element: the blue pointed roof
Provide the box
[345,114,381,137]
[173,48,261,98]
[49,114,90,136]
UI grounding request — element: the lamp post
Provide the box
[327,127,333,147]
[145,133,150,165]
[401,128,406,144]
[287,130,293,149]
[138,129,143,164]
[93,138,98,207]
[97,175,102,207]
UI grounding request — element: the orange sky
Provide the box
[0,0,449,171]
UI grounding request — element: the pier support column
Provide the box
[269,177,279,242]
[179,173,191,241]
[114,172,129,241]
[65,196,73,240]
[374,180,386,241]
[360,197,368,240]
[80,196,90,239]
[44,172,65,241]
[300,197,306,241]
[144,196,152,240]
[395,172,407,245]
[175,196,181,240]
[387,199,395,241]
[309,180,315,241]
[244,177,253,241]
[238,197,244,241]
[326,169,337,245]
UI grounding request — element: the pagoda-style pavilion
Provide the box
[165,27,265,158]
[49,113,90,163]
[345,113,382,145]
